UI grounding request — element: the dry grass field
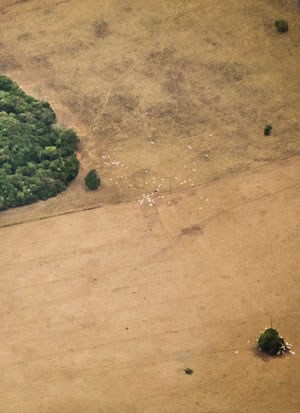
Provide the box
[0,0,300,412]
[1,158,300,412]
[0,0,300,225]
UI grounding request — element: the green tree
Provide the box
[85,170,100,190]
[0,75,14,92]
[275,20,288,33]
[264,125,272,136]
[258,328,285,355]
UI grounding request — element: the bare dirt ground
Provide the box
[0,0,300,225]
[1,157,300,412]
[1,0,300,412]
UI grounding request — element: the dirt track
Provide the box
[1,0,300,411]
[1,157,300,412]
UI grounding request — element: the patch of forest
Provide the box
[0,75,80,211]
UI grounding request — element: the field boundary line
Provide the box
[0,154,299,230]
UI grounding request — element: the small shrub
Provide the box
[85,169,100,190]
[275,20,288,33]
[264,124,272,136]
[184,368,193,375]
[258,328,285,355]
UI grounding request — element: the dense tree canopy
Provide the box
[0,75,79,211]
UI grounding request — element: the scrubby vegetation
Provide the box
[258,328,285,355]
[0,75,79,211]
[85,169,100,190]
[264,124,272,136]
[275,20,288,33]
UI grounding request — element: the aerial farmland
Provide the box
[0,0,300,412]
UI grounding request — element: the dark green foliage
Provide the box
[258,328,285,356]
[184,368,193,375]
[0,75,80,211]
[0,75,14,92]
[264,124,272,136]
[275,20,288,33]
[85,170,100,190]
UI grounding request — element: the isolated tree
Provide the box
[264,125,272,136]
[258,328,285,355]
[85,170,100,190]
[275,20,288,33]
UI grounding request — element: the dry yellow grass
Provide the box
[0,0,300,225]
[1,157,300,412]
[0,1,300,412]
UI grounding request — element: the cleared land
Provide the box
[0,0,300,412]
[1,158,300,412]
[0,0,300,224]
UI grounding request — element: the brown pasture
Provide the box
[0,0,300,225]
[0,0,300,412]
